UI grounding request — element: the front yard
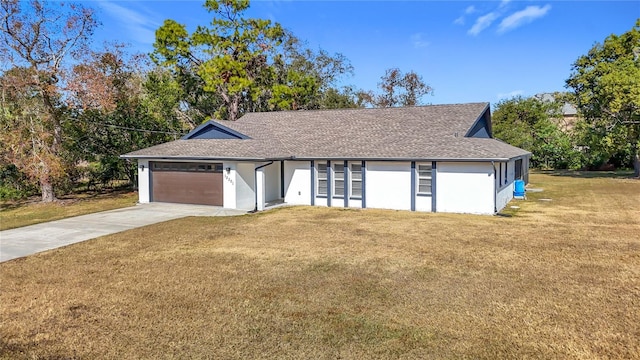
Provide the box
[0,191,138,231]
[1,173,639,359]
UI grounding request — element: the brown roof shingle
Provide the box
[123,103,530,161]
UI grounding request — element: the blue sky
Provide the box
[90,0,639,105]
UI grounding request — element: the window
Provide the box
[515,159,522,180]
[333,163,344,198]
[317,162,327,196]
[504,162,508,185]
[417,164,432,195]
[350,163,362,198]
[152,162,221,172]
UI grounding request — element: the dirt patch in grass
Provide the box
[0,191,138,230]
[1,174,639,359]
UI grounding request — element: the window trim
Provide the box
[503,162,508,185]
[349,162,363,199]
[317,161,328,197]
[515,159,522,180]
[417,163,433,196]
[332,162,345,199]
[151,162,222,173]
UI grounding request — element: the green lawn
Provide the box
[0,191,138,230]
[1,173,639,359]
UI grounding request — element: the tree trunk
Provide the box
[229,94,240,121]
[632,139,640,178]
[40,171,56,202]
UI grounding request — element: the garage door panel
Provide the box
[151,162,223,206]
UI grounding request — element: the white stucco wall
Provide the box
[137,159,150,203]
[495,159,516,212]
[415,194,432,212]
[235,162,255,211]
[365,161,411,211]
[222,162,236,209]
[436,162,495,215]
[284,161,311,205]
[264,161,280,202]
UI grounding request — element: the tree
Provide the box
[65,46,184,187]
[361,68,433,108]
[0,67,63,198]
[492,96,581,169]
[0,0,97,201]
[267,33,355,111]
[566,21,640,177]
[152,0,284,121]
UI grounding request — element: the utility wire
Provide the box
[96,122,186,136]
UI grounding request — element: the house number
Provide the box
[224,173,234,185]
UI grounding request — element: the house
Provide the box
[534,93,579,131]
[122,103,531,215]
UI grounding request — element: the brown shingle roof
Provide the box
[123,103,530,161]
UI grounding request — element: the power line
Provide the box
[94,122,186,136]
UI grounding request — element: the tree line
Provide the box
[492,20,639,176]
[1,1,638,202]
[0,0,431,202]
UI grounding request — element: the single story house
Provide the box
[122,102,531,215]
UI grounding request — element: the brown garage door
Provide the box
[151,162,223,206]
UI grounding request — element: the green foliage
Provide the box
[269,69,319,110]
[492,96,581,169]
[566,20,640,176]
[152,1,358,119]
[65,48,185,188]
[320,87,363,109]
[152,0,285,121]
[0,163,37,200]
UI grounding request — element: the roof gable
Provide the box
[465,104,492,138]
[182,120,250,140]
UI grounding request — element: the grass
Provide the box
[1,173,639,359]
[0,191,138,231]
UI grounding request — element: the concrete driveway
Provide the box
[0,203,246,263]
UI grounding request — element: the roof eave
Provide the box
[120,154,292,162]
[121,154,531,162]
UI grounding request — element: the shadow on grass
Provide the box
[495,212,513,218]
[538,170,636,179]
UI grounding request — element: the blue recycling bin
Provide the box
[514,179,525,198]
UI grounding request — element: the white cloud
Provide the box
[497,90,524,100]
[98,0,160,45]
[468,12,499,36]
[498,4,551,33]
[454,5,477,26]
[499,0,512,9]
[411,33,429,48]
